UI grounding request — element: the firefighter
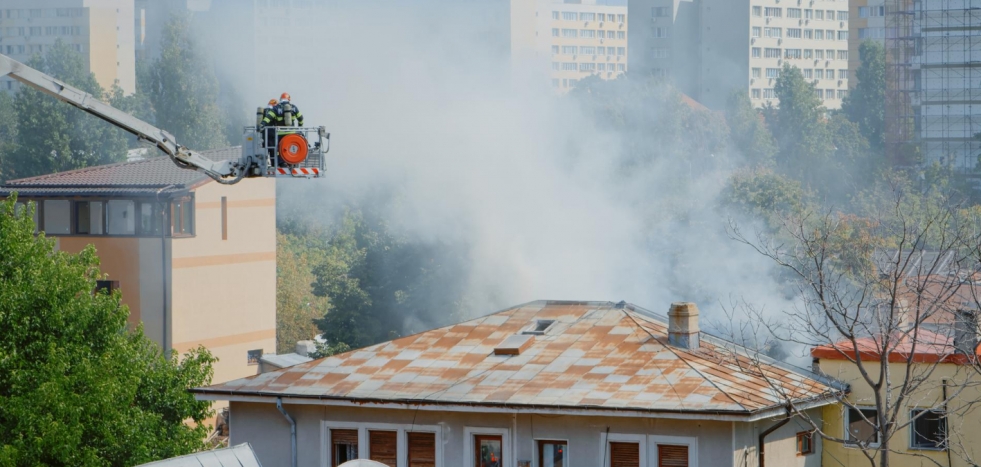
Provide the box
[260,99,278,147]
[274,92,304,127]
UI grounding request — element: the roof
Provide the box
[135,443,261,467]
[811,328,981,365]
[873,249,978,278]
[193,301,843,420]
[0,147,241,197]
[260,353,314,369]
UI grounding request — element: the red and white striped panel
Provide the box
[276,168,320,176]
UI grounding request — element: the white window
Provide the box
[653,27,669,38]
[859,6,870,17]
[815,69,824,79]
[837,90,848,99]
[826,10,835,20]
[804,29,813,39]
[552,62,560,71]
[764,48,781,58]
[805,9,813,19]
[787,28,802,39]
[752,88,761,99]
[551,45,559,55]
[617,63,625,71]
[825,89,835,99]
[815,10,824,20]
[815,49,825,59]
[763,88,776,99]
[766,68,780,78]
[838,50,848,60]
[562,45,577,54]
[579,63,595,72]
[785,49,802,59]
[752,5,762,17]
[652,48,669,59]
[580,46,595,55]
[597,47,606,55]
[617,31,625,39]
[752,68,761,78]
[765,7,782,17]
[43,200,70,235]
[803,68,813,79]
[752,47,761,58]
[580,29,595,38]
[597,63,606,71]
[107,200,136,235]
[838,70,847,80]
[552,11,559,20]
[838,31,849,41]
[562,62,577,71]
[815,30,824,40]
[598,30,606,38]
[838,11,849,21]
[752,26,761,38]
[815,88,823,98]
[561,28,577,38]
[764,27,782,38]
[598,13,606,21]
[580,12,595,21]
[653,7,670,17]
[616,47,625,56]
[562,11,576,20]
[788,8,802,19]
[551,28,559,37]
[617,14,624,23]
[804,49,813,59]
[826,50,835,59]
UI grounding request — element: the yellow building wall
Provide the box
[818,358,981,467]
[56,236,144,328]
[170,177,277,387]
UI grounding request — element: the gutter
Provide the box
[276,398,297,467]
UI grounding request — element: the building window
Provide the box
[171,197,194,236]
[475,435,503,467]
[785,49,802,59]
[617,47,625,56]
[763,89,776,99]
[910,409,946,450]
[838,90,848,99]
[76,201,105,235]
[580,29,595,39]
[838,11,849,21]
[598,13,606,22]
[331,429,359,466]
[787,8,802,19]
[657,444,688,467]
[562,11,576,20]
[580,12,595,21]
[653,27,669,38]
[752,68,761,78]
[815,69,824,79]
[617,63,625,72]
[562,62,577,71]
[43,200,70,235]
[838,70,847,80]
[797,432,814,455]
[826,30,835,41]
[764,27,782,38]
[815,49,825,59]
[369,430,397,466]
[652,48,668,59]
[752,6,762,17]
[609,442,639,467]
[95,280,120,295]
[838,50,848,60]
[408,432,436,467]
[826,10,835,20]
[617,31,625,40]
[764,7,782,18]
[552,62,560,71]
[551,28,559,37]
[766,68,780,79]
[764,48,781,58]
[579,63,595,72]
[804,68,813,79]
[561,28,577,38]
[804,29,814,39]
[247,349,263,365]
[617,14,624,23]
[804,9,813,19]
[752,47,761,58]
[815,10,824,20]
[752,88,761,99]
[551,45,559,55]
[562,45,577,54]
[653,7,669,17]
[787,28,802,39]
[804,49,813,59]
[838,31,849,41]
[538,440,567,467]
[551,11,559,20]
[598,63,606,71]
[752,26,761,38]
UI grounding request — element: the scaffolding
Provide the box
[887,0,981,172]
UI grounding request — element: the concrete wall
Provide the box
[227,401,823,467]
[171,177,277,387]
[818,358,981,467]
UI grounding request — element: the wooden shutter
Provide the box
[657,444,688,467]
[610,442,640,467]
[408,432,436,467]
[331,429,358,445]
[369,430,398,467]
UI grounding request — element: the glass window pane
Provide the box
[911,409,946,449]
[90,202,104,234]
[43,200,70,234]
[140,202,163,236]
[847,408,879,445]
[107,200,135,235]
[539,441,567,467]
[476,436,502,467]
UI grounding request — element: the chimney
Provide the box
[668,302,700,350]
[295,340,316,357]
[953,310,979,355]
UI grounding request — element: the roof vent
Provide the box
[522,319,555,335]
[668,302,700,350]
[494,334,534,356]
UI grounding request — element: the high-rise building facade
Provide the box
[512,0,628,91]
[629,0,850,110]
[848,0,885,85]
[0,0,135,95]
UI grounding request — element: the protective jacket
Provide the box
[273,102,304,127]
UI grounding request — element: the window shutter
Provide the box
[408,432,436,467]
[331,429,358,446]
[610,442,640,467]
[369,430,398,467]
[657,444,689,467]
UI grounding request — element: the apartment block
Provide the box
[630,0,850,110]
[512,0,628,91]
[0,0,135,95]
[848,0,885,85]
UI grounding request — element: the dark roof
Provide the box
[194,301,843,420]
[0,147,241,197]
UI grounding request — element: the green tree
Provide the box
[842,40,886,152]
[149,13,227,151]
[0,196,216,466]
[7,40,128,180]
[725,90,777,167]
[0,91,17,182]
[276,231,330,354]
[771,65,833,187]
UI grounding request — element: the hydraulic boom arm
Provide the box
[0,53,247,184]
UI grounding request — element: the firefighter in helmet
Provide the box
[260,99,278,146]
[274,92,303,127]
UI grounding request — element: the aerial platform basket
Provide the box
[243,126,330,179]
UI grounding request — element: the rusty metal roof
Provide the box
[193,301,843,419]
[0,147,241,197]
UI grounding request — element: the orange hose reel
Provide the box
[278,134,309,165]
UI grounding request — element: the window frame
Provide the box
[909,408,947,451]
[537,439,569,467]
[321,422,444,467]
[796,431,814,455]
[845,406,881,448]
[600,433,646,467]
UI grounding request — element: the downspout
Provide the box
[943,380,952,467]
[277,397,297,467]
[155,184,175,356]
[758,407,792,467]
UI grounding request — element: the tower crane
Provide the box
[0,53,328,185]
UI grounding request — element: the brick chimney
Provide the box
[668,302,700,350]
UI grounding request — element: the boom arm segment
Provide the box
[0,54,245,183]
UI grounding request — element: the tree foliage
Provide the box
[276,231,329,354]
[5,40,128,181]
[149,13,227,151]
[842,40,886,152]
[0,91,17,182]
[725,90,777,167]
[0,196,216,466]
[770,65,834,187]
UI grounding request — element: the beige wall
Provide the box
[224,400,825,467]
[817,358,981,467]
[171,177,277,386]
